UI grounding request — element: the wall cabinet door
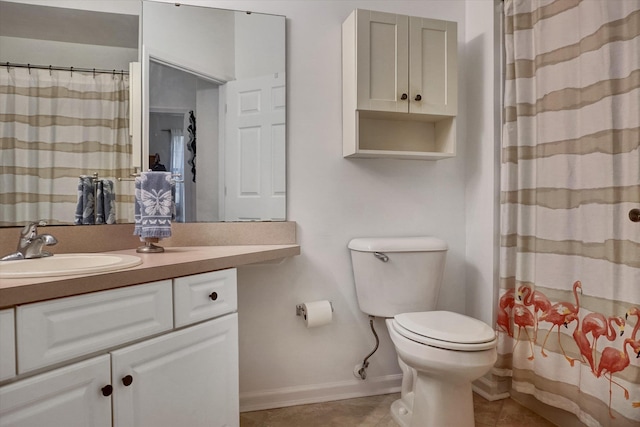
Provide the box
[354,10,457,116]
[0,355,111,427]
[355,9,409,113]
[111,314,239,427]
[408,16,457,116]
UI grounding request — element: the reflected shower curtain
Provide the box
[496,1,640,426]
[170,128,185,222]
[0,67,134,225]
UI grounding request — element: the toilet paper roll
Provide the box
[303,300,333,328]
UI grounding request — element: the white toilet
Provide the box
[348,237,497,427]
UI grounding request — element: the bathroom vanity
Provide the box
[0,244,299,427]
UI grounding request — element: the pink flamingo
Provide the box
[538,280,582,365]
[513,304,536,360]
[626,307,640,340]
[582,313,625,370]
[566,313,594,372]
[518,285,551,339]
[497,288,515,337]
[596,338,640,418]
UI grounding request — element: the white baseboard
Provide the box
[472,373,511,401]
[240,374,403,412]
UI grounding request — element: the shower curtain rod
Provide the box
[4,62,129,75]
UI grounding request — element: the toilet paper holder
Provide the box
[296,301,333,319]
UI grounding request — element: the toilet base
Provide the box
[390,397,412,427]
[389,378,475,427]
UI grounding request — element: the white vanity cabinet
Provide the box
[343,9,458,159]
[111,314,238,427]
[0,269,239,427]
[0,309,15,382]
[0,355,112,427]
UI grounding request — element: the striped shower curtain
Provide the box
[496,1,640,426]
[0,67,134,225]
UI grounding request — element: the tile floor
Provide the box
[240,393,557,427]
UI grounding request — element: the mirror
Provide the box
[142,1,286,222]
[0,0,139,226]
[0,0,286,226]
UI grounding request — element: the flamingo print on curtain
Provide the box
[495,1,640,426]
[0,66,134,225]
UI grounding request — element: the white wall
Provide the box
[463,1,500,326]
[189,0,473,408]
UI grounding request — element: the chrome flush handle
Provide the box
[374,252,389,262]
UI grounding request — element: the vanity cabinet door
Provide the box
[111,314,239,427]
[0,309,15,381]
[0,355,111,427]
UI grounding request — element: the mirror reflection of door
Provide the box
[149,112,186,222]
[223,73,286,221]
[149,60,221,222]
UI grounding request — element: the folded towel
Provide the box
[134,171,173,239]
[95,180,105,224]
[74,176,95,225]
[95,179,116,224]
[102,180,116,224]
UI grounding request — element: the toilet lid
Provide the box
[394,311,497,351]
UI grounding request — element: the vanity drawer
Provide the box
[173,269,237,327]
[0,309,16,381]
[17,280,173,374]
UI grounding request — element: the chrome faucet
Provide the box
[1,221,58,261]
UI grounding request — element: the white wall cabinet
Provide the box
[0,269,239,427]
[343,9,457,159]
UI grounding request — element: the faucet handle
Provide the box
[20,220,47,238]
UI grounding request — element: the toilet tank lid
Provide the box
[348,237,448,252]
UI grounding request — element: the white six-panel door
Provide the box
[224,73,286,221]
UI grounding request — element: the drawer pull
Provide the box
[414,94,422,101]
[122,375,133,386]
[209,292,218,301]
[101,385,113,396]
[400,93,408,100]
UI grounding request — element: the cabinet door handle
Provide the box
[414,94,422,101]
[122,375,133,386]
[400,93,408,100]
[101,385,113,396]
[209,291,218,301]
[630,209,640,223]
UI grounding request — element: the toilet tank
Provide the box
[348,237,448,317]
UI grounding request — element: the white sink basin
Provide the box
[0,253,142,279]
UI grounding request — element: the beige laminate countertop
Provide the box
[0,244,300,308]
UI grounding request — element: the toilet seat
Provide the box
[393,311,497,351]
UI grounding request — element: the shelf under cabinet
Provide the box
[344,110,456,160]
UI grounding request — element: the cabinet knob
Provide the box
[414,94,422,101]
[630,209,640,223]
[209,291,218,301]
[122,375,133,387]
[101,385,113,396]
[400,93,408,100]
